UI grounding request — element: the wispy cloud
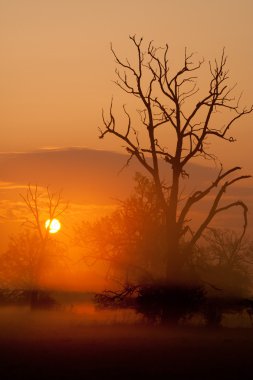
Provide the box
[0,181,45,191]
[0,147,252,238]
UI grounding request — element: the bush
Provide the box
[136,283,205,324]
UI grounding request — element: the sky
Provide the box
[0,0,253,166]
[0,1,253,289]
[0,0,253,245]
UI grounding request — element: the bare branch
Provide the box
[178,166,244,226]
[188,174,250,249]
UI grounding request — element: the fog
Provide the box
[0,301,253,379]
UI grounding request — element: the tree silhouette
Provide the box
[20,185,67,242]
[0,185,67,306]
[100,36,252,284]
[195,228,253,297]
[77,173,167,284]
[0,230,65,298]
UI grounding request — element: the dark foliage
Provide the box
[202,296,253,327]
[136,283,205,324]
[0,288,57,309]
[95,285,140,309]
[95,283,253,327]
[95,282,205,324]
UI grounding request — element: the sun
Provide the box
[45,218,61,234]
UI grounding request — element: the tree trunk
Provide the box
[165,165,182,283]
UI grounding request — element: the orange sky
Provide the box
[0,0,252,232]
[0,147,252,291]
[0,1,253,290]
[0,0,252,215]
[0,0,252,169]
[0,147,252,245]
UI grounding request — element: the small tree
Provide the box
[195,229,253,297]
[100,36,252,284]
[20,185,67,244]
[77,173,167,285]
[0,230,65,292]
[0,185,67,306]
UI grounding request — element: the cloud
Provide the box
[0,147,252,249]
[0,181,44,191]
[0,146,235,200]
[0,147,137,204]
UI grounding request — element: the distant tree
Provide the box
[194,228,253,297]
[20,185,67,243]
[0,185,67,306]
[0,230,65,291]
[77,173,167,285]
[100,36,252,284]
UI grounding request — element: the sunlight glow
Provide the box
[45,218,61,234]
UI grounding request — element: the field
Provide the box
[0,302,253,379]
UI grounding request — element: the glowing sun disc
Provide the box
[45,218,61,234]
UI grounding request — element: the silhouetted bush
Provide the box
[95,285,139,309]
[202,296,253,327]
[95,282,205,325]
[136,283,205,324]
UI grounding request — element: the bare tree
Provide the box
[0,229,65,293]
[99,36,252,284]
[0,185,68,306]
[20,184,67,244]
[194,228,253,297]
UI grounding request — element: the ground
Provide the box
[0,307,253,379]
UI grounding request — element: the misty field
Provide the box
[0,294,253,380]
